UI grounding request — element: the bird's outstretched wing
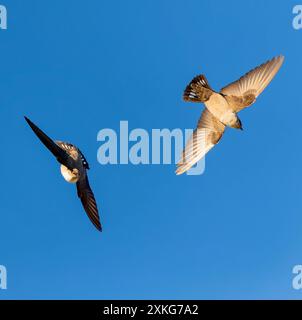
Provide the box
[24,116,75,171]
[176,109,225,175]
[76,175,102,231]
[220,55,284,112]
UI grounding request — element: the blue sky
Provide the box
[0,0,302,299]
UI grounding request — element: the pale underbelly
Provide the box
[205,93,237,126]
[60,165,79,183]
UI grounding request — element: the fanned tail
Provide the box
[183,75,213,102]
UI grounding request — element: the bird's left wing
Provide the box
[24,116,76,171]
[220,55,284,112]
[176,109,225,175]
[76,175,102,231]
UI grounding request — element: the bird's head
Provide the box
[233,118,243,131]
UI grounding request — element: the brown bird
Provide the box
[25,116,102,231]
[176,55,284,175]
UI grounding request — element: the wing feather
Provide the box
[176,109,225,175]
[220,55,284,111]
[76,176,102,231]
[24,117,75,170]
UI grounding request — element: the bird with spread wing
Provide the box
[176,55,284,175]
[25,116,102,231]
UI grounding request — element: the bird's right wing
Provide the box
[24,116,75,170]
[76,175,102,231]
[176,109,225,175]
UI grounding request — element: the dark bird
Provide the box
[25,116,102,231]
[176,55,284,175]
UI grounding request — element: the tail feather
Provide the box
[183,75,213,102]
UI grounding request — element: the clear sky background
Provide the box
[0,0,302,299]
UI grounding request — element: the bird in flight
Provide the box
[24,116,102,231]
[176,55,284,175]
